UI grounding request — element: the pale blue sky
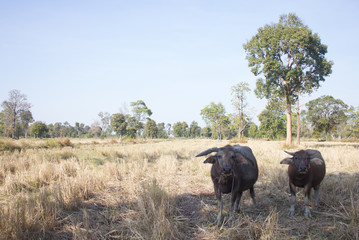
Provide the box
[1,1,358,127]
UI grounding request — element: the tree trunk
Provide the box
[286,97,292,145]
[239,115,243,140]
[12,111,16,139]
[238,97,244,140]
[297,98,300,145]
[238,119,242,140]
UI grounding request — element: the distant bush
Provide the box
[121,137,147,144]
[109,139,118,144]
[0,139,22,152]
[338,138,359,143]
[43,138,73,149]
[229,137,248,144]
[58,138,73,147]
[43,139,61,148]
[281,143,297,150]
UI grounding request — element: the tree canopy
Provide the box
[1,89,32,138]
[111,113,127,138]
[231,82,251,139]
[244,13,333,144]
[144,119,158,138]
[200,102,228,140]
[130,100,152,123]
[305,95,349,138]
[30,121,49,138]
[258,99,286,140]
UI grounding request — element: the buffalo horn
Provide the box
[284,150,295,156]
[195,147,219,157]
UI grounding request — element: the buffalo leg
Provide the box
[233,191,243,213]
[288,182,296,216]
[214,182,223,226]
[250,187,256,206]
[304,185,312,218]
[313,185,320,207]
[215,198,223,226]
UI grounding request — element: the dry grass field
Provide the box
[0,138,358,239]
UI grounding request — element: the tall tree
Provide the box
[181,122,189,137]
[130,100,152,122]
[1,90,32,139]
[296,97,300,144]
[258,99,286,140]
[166,123,172,137]
[243,13,333,144]
[91,121,102,138]
[231,82,251,140]
[111,113,128,138]
[20,110,34,138]
[172,121,188,137]
[189,121,201,138]
[247,122,259,139]
[98,112,112,136]
[347,107,359,138]
[126,116,139,138]
[30,121,49,138]
[201,126,212,138]
[50,122,62,137]
[156,122,168,139]
[305,95,349,139]
[144,119,158,138]
[0,111,4,136]
[172,122,182,137]
[200,102,228,140]
[130,100,152,136]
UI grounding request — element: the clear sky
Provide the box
[1,0,358,127]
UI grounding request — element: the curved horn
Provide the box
[284,150,295,156]
[195,147,219,157]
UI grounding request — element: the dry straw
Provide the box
[0,138,358,239]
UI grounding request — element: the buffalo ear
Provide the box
[310,157,324,165]
[204,156,216,164]
[280,158,293,165]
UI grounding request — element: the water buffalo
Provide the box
[196,145,258,225]
[280,149,326,217]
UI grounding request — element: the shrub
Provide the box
[42,138,73,149]
[0,139,22,152]
[58,138,73,147]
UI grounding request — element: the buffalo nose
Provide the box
[223,166,231,173]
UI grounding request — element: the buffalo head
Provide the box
[196,145,248,175]
[281,150,324,174]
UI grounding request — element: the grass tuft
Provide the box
[131,179,187,239]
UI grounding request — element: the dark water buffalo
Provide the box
[280,149,326,217]
[196,145,258,225]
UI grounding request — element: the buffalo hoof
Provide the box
[304,210,312,218]
[288,210,295,216]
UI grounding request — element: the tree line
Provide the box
[2,13,358,142]
[1,89,358,141]
[0,93,202,139]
